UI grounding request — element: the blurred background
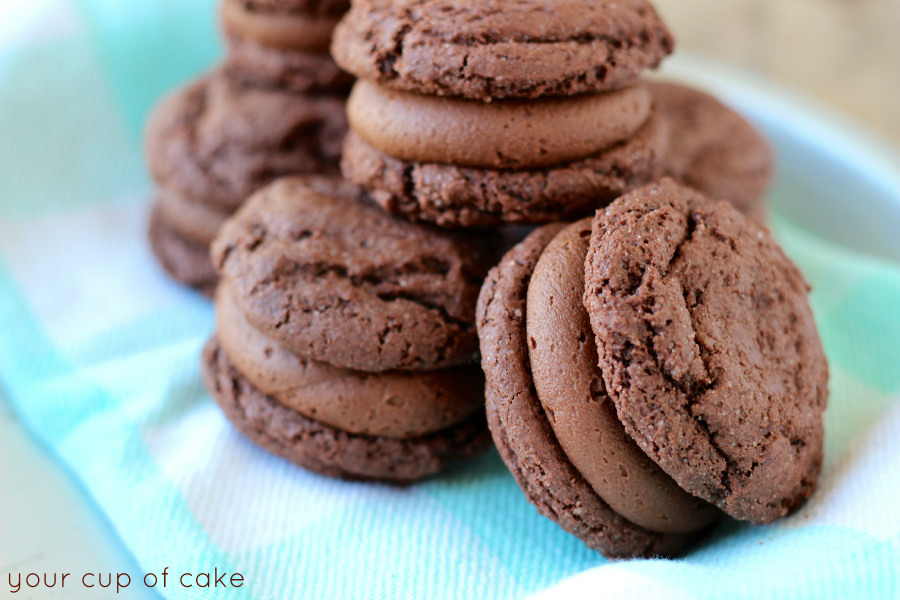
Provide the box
[655,0,900,146]
[0,0,897,146]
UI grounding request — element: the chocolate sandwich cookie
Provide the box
[211,176,494,371]
[202,338,489,482]
[478,221,712,558]
[651,81,774,224]
[583,179,827,523]
[215,285,483,437]
[153,187,231,248]
[348,80,654,170]
[221,0,353,93]
[333,0,675,227]
[232,0,350,15]
[145,70,347,292]
[341,85,668,227]
[204,176,494,481]
[477,179,828,557]
[331,0,674,101]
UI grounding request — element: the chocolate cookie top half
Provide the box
[583,179,828,524]
[332,0,674,101]
[145,70,347,210]
[212,176,495,372]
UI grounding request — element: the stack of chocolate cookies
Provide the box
[332,0,675,228]
[146,0,352,294]
[287,0,815,557]
[332,0,773,227]
[190,0,819,541]
[201,177,494,481]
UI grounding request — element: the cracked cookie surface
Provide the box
[331,0,674,101]
[583,179,828,523]
[212,176,495,372]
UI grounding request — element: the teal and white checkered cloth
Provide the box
[2,2,900,598]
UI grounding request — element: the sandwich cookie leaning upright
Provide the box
[477,179,828,557]
[582,179,827,523]
[333,0,675,227]
[203,176,496,481]
[145,70,347,294]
